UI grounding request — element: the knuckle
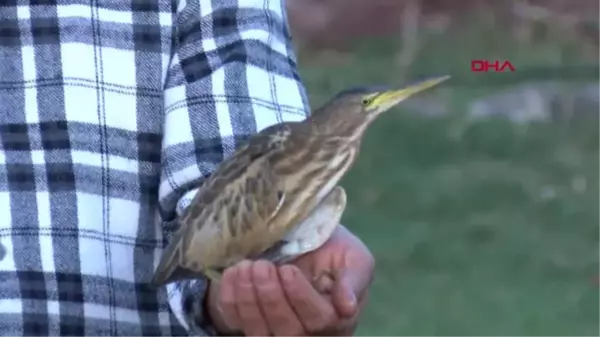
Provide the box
[258,289,281,307]
[277,329,308,337]
[219,302,236,318]
[304,310,335,333]
[237,299,262,320]
[239,312,266,334]
[258,292,288,315]
[261,303,288,323]
[323,309,337,323]
[316,310,338,331]
[283,282,302,300]
[245,327,269,337]
[222,308,239,324]
[219,295,236,307]
[289,327,308,337]
[236,288,257,306]
[237,295,256,307]
[280,276,294,289]
[241,311,262,324]
[222,315,240,331]
[305,318,329,333]
[281,326,305,336]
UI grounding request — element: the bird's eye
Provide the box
[361,98,371,106]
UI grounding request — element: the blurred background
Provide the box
[287,0,599,335]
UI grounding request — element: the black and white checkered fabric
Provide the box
[0,0,309,335]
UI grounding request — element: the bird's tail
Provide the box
[150,230,184,288]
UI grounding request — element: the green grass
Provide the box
[297,26,599,335]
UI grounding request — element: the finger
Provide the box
[218,266,241,330]
[253,261,306,336]
[312,271,335,294]
[329,291,369,335]
[331,269,359,317]
[234,260,269,336]
[279,265,338,333]
[332,254,374,318]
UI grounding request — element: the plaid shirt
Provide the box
[0,0,309,335]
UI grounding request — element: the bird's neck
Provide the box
[306,113,367,142]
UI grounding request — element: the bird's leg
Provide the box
[269,185,347,264]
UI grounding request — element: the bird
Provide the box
[151,75,450,288]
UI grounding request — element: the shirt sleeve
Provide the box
[159,0,310,333]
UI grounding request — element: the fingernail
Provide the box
[237,261,252,286]
[339,284,357,310]
[347,291,357,307]
[253,261,271,286]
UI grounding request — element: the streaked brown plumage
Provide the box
[151,76,450,287]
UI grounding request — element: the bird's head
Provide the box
[312,75,450,137]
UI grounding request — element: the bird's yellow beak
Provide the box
[370,75,450,108]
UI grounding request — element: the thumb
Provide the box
[331,268,369,318]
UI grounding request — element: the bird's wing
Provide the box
[151,125,292,286]
[183,154,285,260]
[180,123,292,244]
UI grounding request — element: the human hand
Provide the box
[206,225,375,336]
[291,224,375,334]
